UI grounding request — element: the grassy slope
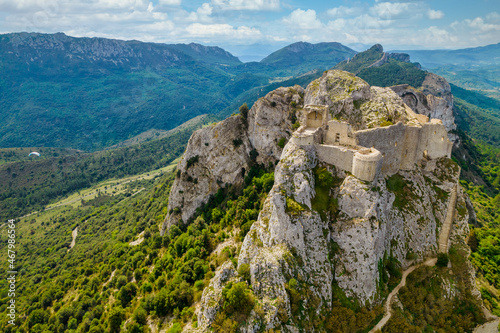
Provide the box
[0,124,198,221]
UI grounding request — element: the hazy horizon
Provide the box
[1,0,499,60]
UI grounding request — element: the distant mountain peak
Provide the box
[370,43,384,52]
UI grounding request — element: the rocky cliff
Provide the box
[391,73,458,141]
[162,70,484,332]
[161,86,304,234]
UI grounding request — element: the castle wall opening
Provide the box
[306,111,323,128]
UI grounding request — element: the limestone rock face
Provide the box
[161,116,252,233]
[304,70,371,124]
[197,262,239,330]
[162,87,302,233]
[390,73,458,142]
[304,70,416,130]
[165,68,475,332]
[247,86,304,165]
[196,136,467,331]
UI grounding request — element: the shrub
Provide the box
[108,307,125,333]
[233,138,243,147]
[238,264,251,284]
[277,137,286,148]
[186,155,199,169]
[118,283,138,307]
[437,253,449,267]
[133,307,147,326]
[239,103,249,120]
[167,323,182,333]
[222,282,254,315]
[286,197,304,215]
[194,280,205,291]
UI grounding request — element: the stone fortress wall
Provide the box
[292,105,453,182]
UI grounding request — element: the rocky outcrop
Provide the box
[303,70,417,130]
[166,69,477,331]
[162,115,252,233]
[388,52,411,63]
[390,72,458,142]
[247,86,304,165]
[197,262,239,330]
[196,137,466,331]
[161,86,304,234]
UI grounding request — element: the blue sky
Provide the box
[0,0,499,59]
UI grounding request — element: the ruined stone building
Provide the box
[292,104,453,182]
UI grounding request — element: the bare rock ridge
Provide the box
[162,69,481,331]
[161,86,303,234]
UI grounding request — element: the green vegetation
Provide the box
[378,256,403,295]
[469,228,500,316]
[311,167,340,220]
[453,93,500,148]
[0,34,344,150]
[258,41,356,77]
[186,155,200,169]
[212,281,255,330]
[284,274,384,332]
[0,162,274,332]
[386,174,413,210]
[238,103,249,121]
[0,147,81,165]
[285,197,305,215]
[434,65,500,100]
[357,59,427,89]
[277,137,286,148]
[335,44,384,74]
[384,245,486,332]
[0,129,193,221]
[436,253,449,267]
[450,83,500,318]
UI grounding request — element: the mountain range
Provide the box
[0,33,356,150]
[2,32,499,152]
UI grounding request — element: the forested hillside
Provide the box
[0,33,354,150]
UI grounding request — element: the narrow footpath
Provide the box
[68,227,78,251]
[369,258,437,333]
[370,182,458,332]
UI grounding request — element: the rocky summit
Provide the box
[162,70,487,332]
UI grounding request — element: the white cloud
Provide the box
[427,9,444,20]
[465,17,500,32]
[327,6,361,18]
[185,23,262,40]
[283,9,323,30]
[0,0,498,50]
[187,3,213,22]
[486,12,500,22]
[370,2,412,19]
[212,0,279,11]
[158,0,181,5]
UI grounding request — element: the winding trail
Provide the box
[438,184,458,253]
[68,227,78,251]
[369,258,437,333]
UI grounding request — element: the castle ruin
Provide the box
[292,105,453,182]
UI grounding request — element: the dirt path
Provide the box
[369,258,437,333]
[129,231,145,246]
[438,184,458,253]
[68,227,78,251]
[474,318,500,333]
